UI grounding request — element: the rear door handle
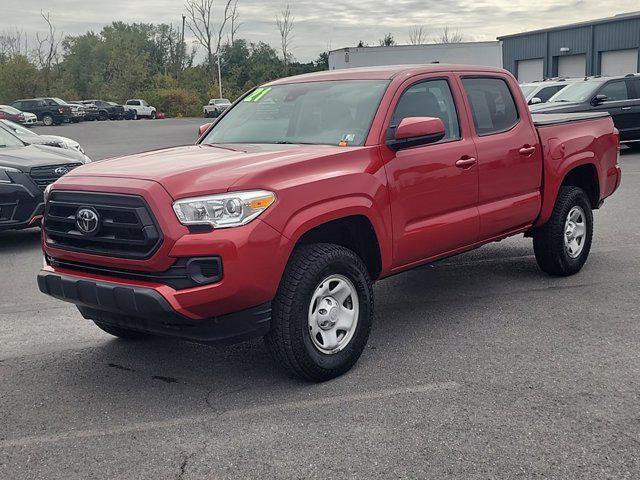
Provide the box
[621,106,632,111]
[519,145,536,156]
[455,156,477,169]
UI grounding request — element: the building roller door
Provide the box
[517,58,543,82]
[601,49,638,76]
[558,54,586,78]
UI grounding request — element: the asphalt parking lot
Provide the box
[1,119,639,479]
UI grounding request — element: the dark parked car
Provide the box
[81,100,124,120]
[0,125,87,232]
[532,73,640,149]
[11,98,72,126]
[107,101,132,119]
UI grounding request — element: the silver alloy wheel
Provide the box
[307,274,359,355]
[564,205,587,258]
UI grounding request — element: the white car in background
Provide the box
[124,99,157,119]
[520,79,579,105]
[0,119,91,162]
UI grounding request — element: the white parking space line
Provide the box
[0,381,459,448]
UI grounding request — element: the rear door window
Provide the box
[388,79,461,142]
[462,77,520,135]
[598,80,629,101]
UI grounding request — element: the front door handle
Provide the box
[455,156,477,169]
[621,106,632,111]
[519,145,536,156]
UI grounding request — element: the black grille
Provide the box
[29,164,82,191]
[46,256,222,290]
[44,191,162,259]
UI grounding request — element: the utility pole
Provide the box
[178,14,185,81]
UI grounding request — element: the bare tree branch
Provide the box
[228,0,242,44]
[408,26,427,45]
[275,3,294,73]
[34,11,62,94]
[433,26,464,44]
[184,0,232,81]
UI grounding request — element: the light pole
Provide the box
[216,51,222,98]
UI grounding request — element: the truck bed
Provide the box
[532,111,610,127]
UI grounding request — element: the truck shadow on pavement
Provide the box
[41,240,565,407]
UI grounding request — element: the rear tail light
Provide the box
[58,107,64,114]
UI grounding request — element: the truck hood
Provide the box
[0,144,86,172]
[65,144,364,199]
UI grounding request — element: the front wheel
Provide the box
[265,243,374,382]
[150,111,156,119]
[533,186,593,276]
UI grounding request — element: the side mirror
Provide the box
[387,117,446,151]
[591,94,607,106]
[529,97,542,105]
[198,123,213,139]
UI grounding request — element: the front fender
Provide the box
[268,194,393,279]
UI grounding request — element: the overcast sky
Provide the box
[1,0,639,61]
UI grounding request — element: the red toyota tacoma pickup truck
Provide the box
[38,65,621,381]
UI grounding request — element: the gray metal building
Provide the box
[498,12,640,82]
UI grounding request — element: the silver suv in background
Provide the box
[203,98,231,118]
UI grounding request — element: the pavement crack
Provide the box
[176,451,195,480]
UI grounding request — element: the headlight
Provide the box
[0,165,19,184]
[172,190,276,228]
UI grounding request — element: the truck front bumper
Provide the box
[37,270,271,344]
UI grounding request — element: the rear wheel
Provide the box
[533,186,593,276]
[42,114,53,126]
[94,321,153,340]
[265,243,374,382]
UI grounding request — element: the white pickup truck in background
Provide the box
[124,99,156,119]
[203,98,231,118]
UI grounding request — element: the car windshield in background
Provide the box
[548,81,602,103]
[0,119,37,138]
[0,127,25,148]
[520,85,537,97]
[52,97,69,105]
[214,99,230,104]
[202,80,389,146]
[0,105,22,114]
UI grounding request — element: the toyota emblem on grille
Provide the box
[54,167,69,176]
[76,208,100,235]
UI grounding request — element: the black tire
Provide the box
[94,321,153,340]
[150,111,156,119]
[42,114,54,126]
[264,243,374,382]
[533,186,593,276]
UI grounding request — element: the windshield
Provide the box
[520,85,537,97]
[0,126,25,148]
[0,119,37,138]
[214,99,230,104]
[202,80,389,146]
[52,97,69,105]
[548,81,602,103]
